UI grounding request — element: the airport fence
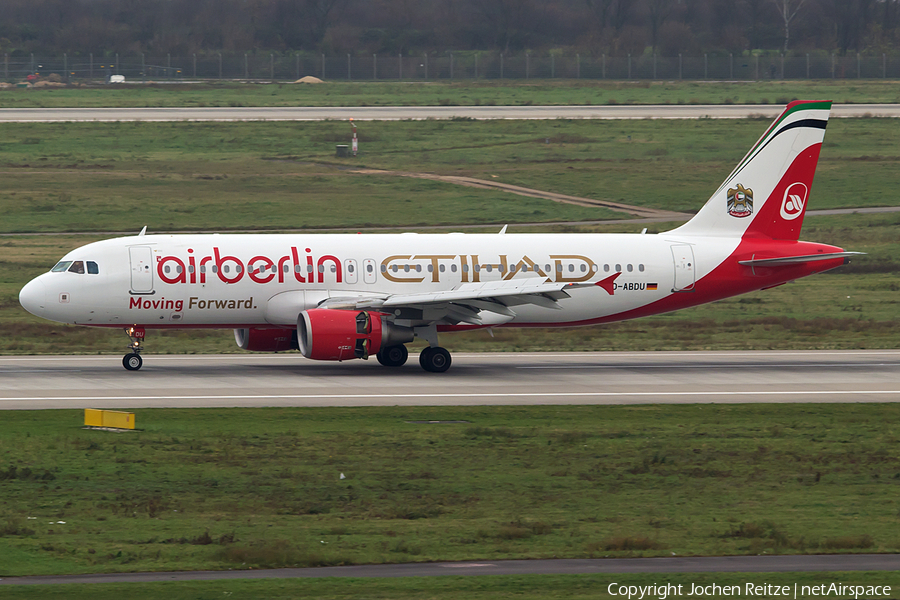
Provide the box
[4,51,900,83]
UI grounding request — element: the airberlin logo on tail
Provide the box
[780,182,808,220]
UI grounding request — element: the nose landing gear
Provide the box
[123,326,145,371]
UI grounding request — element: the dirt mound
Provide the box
[294,76,324,84]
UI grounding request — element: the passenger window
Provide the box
[68,261,85,274]
[615,264,622,272]
[52,261,72,272]
[604,264,610,272]
[627,264,633,272]
[639,264,645,272]
[87,261,99,274]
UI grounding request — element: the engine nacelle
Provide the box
[234,328,298,352]
[297,309,413,361]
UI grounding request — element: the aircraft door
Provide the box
[363,259,377,284]
[129,246,155,294]
[671,244,695,292]
[345,259,359,284]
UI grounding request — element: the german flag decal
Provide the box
[647,283,658,291]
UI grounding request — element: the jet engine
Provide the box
[234,327,298,352]
[297,309,413,361]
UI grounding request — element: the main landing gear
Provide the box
[376,344,452,372]
[419,346,451,373]
[123,326,145,371]
[376,344,408,367]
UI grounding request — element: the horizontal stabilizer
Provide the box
[738,252,864,267]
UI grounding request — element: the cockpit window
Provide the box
[51,261,73,272]
[87,261,99,274]
[68,261,85,274]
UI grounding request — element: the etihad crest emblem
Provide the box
[727,184,753,218]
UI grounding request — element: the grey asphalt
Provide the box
[2,350,899,410]
[2,554,900,585]
[1,104,899,122]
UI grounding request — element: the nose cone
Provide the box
[19,277,47,317]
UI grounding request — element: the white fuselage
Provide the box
[20,232,738,329]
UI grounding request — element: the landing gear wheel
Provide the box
[419,346,451,373]
[123,353,143,371]
[377,344,408,367]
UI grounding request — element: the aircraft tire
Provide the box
[376,344,408,367]
[123,353,143,371]
[419,347,451,373]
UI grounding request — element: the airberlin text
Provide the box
[155,247,601,286]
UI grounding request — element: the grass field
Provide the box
[3,79,900,108]
[1,117,898,234]
[3,572,899,599]
[0,405,898,577]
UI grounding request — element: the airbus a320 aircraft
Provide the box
[19,101,859,372]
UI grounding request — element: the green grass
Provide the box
[1,118,898,235]
[0,405,899,577]
[2,572,900,599]
[4,79,900,108]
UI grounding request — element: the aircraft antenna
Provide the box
[138,226,147,236]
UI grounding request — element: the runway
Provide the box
[2,350,899,410]
[3,554,899,585]
[1,104,899,122]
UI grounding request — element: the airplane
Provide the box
[19,100,861,373]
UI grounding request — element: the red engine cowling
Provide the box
[234,328,297,352]
[297,309,412,361]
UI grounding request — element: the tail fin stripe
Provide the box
[727,119,828,183]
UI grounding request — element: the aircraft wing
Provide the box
[318,277,605,325]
